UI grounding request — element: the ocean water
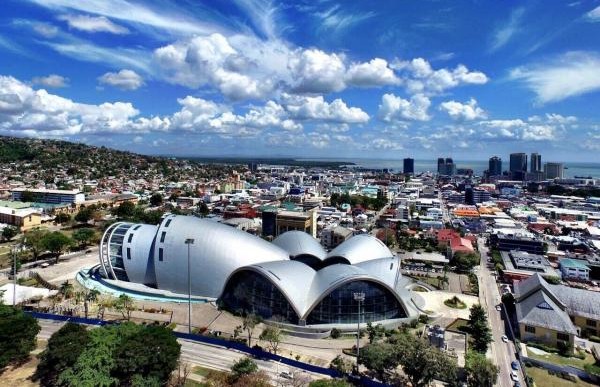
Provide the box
[303,158,600,178]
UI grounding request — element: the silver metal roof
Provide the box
[325,234,394,264]
[152,215,290,298]
[272,230,326,260]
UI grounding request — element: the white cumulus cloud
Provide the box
[439,98,486,120]
[32,74,69,88]
[378,93,431,122]
[98,69,144,90]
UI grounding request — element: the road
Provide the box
[477,238,522,387]
[37,319,322,383]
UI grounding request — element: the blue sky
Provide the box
[1,0,600,161]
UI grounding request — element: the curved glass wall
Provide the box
[101,223,132,281]
[306,280,405,325]
[219,271,299,324]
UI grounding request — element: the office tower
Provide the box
[510,153,527,180]
[403,158,414,175]
[544,162,564,180]
[464,185,474,205]
[530,153,541,173]
[437,158,445,174]
[489,156,502,176]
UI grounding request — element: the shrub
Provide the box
[330,328,341,339]
[588,335,600,343]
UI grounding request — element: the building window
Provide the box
[587,319,597,327]
[557,332,570,341]
[165,219,172,227]
[158,248,163,262]
[127,234,133,243]
[160,231,166,243]
[126,248,131,260]
[525,325,536,334]
[133,225,141,230]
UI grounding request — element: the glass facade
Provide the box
[306,280,405,325]
[108,223,132,281]
[220,271,299,324]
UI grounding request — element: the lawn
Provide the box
[527,348,596,370]
[446,318,469,333]
[527,366,597,387]
[408,275,441,290]
[193,366,213,377]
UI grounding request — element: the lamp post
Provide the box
[185,238,195,334]
[353,291,365,371]
[12,245,17,307]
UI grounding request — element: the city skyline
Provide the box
[1,1,600,160]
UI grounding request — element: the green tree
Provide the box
[358,342,398,382]
[366,322,386,344]
[83,289,100,319]
[149,193,163,207]
[394,334,457,387]
[34,323,89,386]
[115,325,181,385]
[42,231,73,264]
[464,351,499,387]
[54,213,72,225]
[468,304,493,353]
[0,304,41,371]
[452,252,480,272]
[114,294,135,321]
[59,280,74,299]
[72,228,95,248]
[1,226,18,242]
[259,326,284,355]
[329,355,353,375]
[23,228,49,261]
[242,313,261,346]
[115,201,135,218]
[230,357,258,381]
[74,207,93,224]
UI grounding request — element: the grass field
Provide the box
[527,366,597,387]
[528,349,596,370]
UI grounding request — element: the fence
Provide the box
[26,311,388,387]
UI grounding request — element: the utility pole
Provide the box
[185,238,195,334]
[353,291,365,372]
[12,245,17,306]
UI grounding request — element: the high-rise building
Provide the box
[437,158,445,174]
[437,157,456,176]
[403,158,414,175]
[510,153,528,180]
[530,153,542,173]
[489,156,502,176]
[544,162,564,180]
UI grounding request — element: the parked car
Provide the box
[511,361,520,370]
[502,335,509,343]
[510,371,518,382]
[496,305,502,311]
[280,371,293,380]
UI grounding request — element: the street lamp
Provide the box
[12,245,17,307]
[185,238,195,334]
[353,291,365,371]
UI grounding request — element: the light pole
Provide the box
[185,238,195,334]
[353,291,365,371]
[12,245,17,307]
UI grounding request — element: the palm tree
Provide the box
[59,280,74,299]
[84,289,100,319]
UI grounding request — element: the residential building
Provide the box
[559,258,590,281]
[544,162,564,180]
[321,226,354,249]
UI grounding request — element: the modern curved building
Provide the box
[99,215,419,327]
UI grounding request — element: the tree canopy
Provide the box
[0,304,41,372]
[34,323,89,386]
[464,350,499,387]
[468,304,493,353]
